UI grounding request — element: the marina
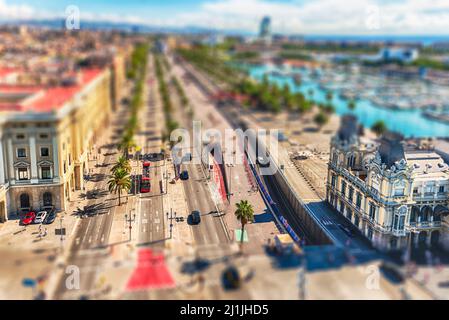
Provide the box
[246,64,449,138]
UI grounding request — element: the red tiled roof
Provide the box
[0,67,18,78]
[0,68,103,114]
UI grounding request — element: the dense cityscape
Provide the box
[0,0,448,307]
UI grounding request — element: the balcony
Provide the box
[408,221,442,229]
[392,229,406,237]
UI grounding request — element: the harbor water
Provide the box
[247,64,449,138]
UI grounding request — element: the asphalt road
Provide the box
[52,128,124,299]
[137,160,165,247]
[182,161,229,246]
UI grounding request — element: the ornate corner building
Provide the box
[326,115,449,251]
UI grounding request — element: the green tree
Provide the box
[323,104,335,114]
[234,200,255,246]
[118,132,136,158]
[348,100,356,111]
[371,120,387,136]
[112,155,131,174]
[108,168,131,206]
[314,112,329,130]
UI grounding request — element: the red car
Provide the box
[21,212,36,225]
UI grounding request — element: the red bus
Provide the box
[143,161,151,177]
[140,177,151,193]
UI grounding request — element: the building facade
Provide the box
[0,67,112,220]
[326,116,449,251]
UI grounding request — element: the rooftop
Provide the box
[0,68,103,115]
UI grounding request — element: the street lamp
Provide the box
[124,210,136,242]
[59,215,65,253]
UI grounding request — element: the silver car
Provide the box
[34,211,48,224]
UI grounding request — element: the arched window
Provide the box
[43,192,52,207]
[410,206,419,223]
[420,206,432,222]
[19,193,30,208]
[393,206,407,231]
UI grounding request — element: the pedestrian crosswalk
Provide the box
[320,217,334,226]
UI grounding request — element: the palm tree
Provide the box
[112,155,131,174]
[107,168,131,206]
[314,111,329,130]
[234,200,254,246]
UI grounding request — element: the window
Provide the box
[348,186,354,202]
[393,206,407,231]
[39,133,49,139]
[356,192,362,208]
[369,202,376,220]
[331,175,336,187]
[17,148,26,158]
[332,152,338,165]
[346,208,352,220]
[354,215,360,227]
[341,181,346,196]
[393,180,406,196]
[371,174,380,191]
[439,186,445,193]
[16,134,25,140]
[40,147,49,157]
[18,167,28,180]
[347,154,355,168]
[413,187,419,195]
[394,186,405,196]
[41,166,51,179]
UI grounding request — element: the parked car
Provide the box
[21,212,36,226]
[180,170,189,180]
[44,210,57,224]
[190,210,201,224]
[34,211,48,224]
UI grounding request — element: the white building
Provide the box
[327,116,449,251]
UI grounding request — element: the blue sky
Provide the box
[2,0,449,35]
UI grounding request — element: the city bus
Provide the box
[142,161,151,176]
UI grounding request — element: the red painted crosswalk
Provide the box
[126,249,175,291]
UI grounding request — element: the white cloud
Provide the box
[1,0,449,35]
[0,0,35,20]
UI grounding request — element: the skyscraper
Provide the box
[259,16,272,44]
